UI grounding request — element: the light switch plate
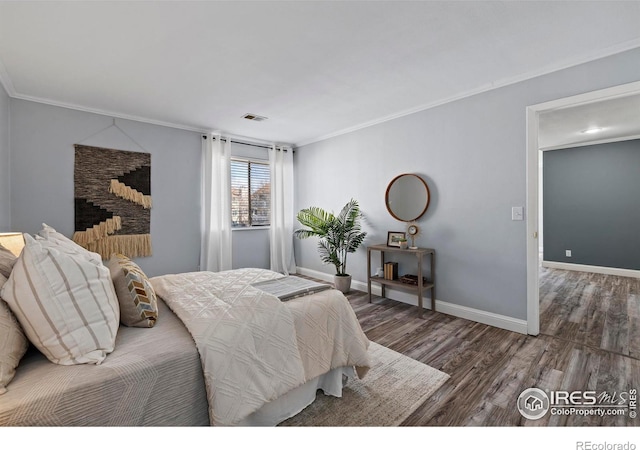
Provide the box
[511,206,524,221]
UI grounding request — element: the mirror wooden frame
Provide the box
[385,173,430,222]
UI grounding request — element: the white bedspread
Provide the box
[150,268,371,426]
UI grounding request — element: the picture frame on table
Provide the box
[387,231,406,247]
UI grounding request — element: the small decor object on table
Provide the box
[387,231,406,247]
[399,274,429,286]
[384,262,398,280]
[406,222,421,250]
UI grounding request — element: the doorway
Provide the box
[525,80,640,335]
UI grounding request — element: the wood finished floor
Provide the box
[539,264,640,360]
[299,270,640,426]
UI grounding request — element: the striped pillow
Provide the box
[0,274,29,394]
[1,234,119,365]
[0,245,17,278]
[107,254,158,328]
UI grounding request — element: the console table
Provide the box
[367,244,435,317]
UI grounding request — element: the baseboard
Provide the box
[541,260,640,279]
[296,267,336,283]
[296,267,528,335]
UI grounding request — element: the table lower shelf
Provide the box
[368,276,436,315]
[368,276,434,291]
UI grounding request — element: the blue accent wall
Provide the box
[543,139,640,270]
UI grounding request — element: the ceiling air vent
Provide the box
[242,113,268,122]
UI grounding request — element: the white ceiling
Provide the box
[538,93,640,150]
[1,1,640,146]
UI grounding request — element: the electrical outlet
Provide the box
[565,250,572,257]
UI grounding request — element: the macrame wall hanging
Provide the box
[73,140,152,259]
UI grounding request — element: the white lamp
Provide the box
[0,232,25,256]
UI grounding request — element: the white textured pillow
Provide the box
[0,273,29,394]
[37,223,102,264]
[1,234,119,365]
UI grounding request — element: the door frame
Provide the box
[525,80,640,335]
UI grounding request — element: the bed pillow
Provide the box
[107,253,158,328]
[37,223,103,264]
[1,234,119,365]
[0,274,29,395]
[0,245,17,278]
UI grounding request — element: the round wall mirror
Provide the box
[385,174,430,222]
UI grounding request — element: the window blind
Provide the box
[231,159,270,228]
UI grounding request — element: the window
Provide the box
[231,158,270,228]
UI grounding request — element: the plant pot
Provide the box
[334,274,352,294]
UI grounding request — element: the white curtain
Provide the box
[200,134,232,272]
[269,145,297,275]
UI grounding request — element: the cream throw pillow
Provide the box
[2,234,120,365]
[0,273,29,394]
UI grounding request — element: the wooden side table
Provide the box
[367,244,435,317]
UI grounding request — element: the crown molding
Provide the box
[0,53,211,134]
[0,59,287,145]
[294,38,640,147]
[9,92,211,134]
[0,57,16,97]
[2,38,640,148]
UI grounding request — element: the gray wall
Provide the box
[543,139,640,270]
[0,83,10,230]
[232,229,270,269]
[294,47,640,321]
[9,99,202,277]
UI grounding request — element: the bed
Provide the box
[0,298,210,426]
[0,227,371,426]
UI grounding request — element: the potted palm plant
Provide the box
[294,199,367,293]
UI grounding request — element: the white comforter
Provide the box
[150,268,371,426]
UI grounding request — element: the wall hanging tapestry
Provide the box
[73,144,152,259]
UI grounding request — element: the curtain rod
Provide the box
[202,135,292,152]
